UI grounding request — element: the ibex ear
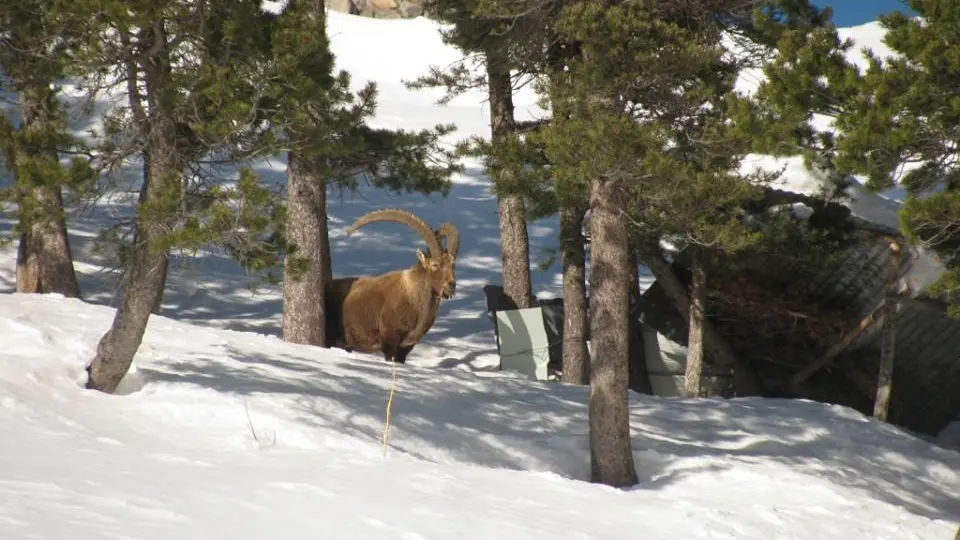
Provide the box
[416,249,427,266]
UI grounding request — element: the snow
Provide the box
[2,293,959,539]
[1,9,959,540]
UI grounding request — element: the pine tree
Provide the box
[559,202,589,384]
[0,1,94,297]
[742,1,960,418]
[527,0,832,484]
[489,46,534,309]
[269,0,347,346]
[408,0,557,309]
[71,0,287,393]
[833,2,960,309]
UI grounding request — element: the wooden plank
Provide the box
[874,240,903,421]
[778,303,885,395]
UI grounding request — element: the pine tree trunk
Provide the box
[560,203,589,385]
[124,34,166,317]
[499,196,532,308]
[314,0,333,288]
[486,46,532,309]
[587,176,637,488]
[684,254,705,398]
[874,241,901,421]
[281,152,329,346]
[627,247,651,394]
[14,88,80,298]
[136,158,169,316]
[322,232,333,283]
[16,232,40,293]
[85,52,175,394]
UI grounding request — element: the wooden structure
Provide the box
[639,212,960,439]
[482,187,960,439]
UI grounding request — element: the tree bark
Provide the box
[141,154,167,316]
[316,0,334,287]
[487,46,532,309]
[874,240,902,421]
[85,54,175,394]
[559,203,589,384]
[587,176,637,488]
[322,232,333,284]
[14,88,80,298]
[135,158,168,316]
[281,151,329,346]
[123,26,165,315]
[627,247,652,394]
[498,196,532,308]
[684,254,706,398]
[644,249,762,396]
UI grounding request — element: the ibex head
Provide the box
[347,208,460,299]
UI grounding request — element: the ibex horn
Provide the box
[346,208,442,258]
[435,223,459,259]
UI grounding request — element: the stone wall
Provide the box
[326,0,424,19]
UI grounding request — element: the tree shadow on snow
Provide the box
[626,395,960,523]
[136,344,595,480]
[133,339,960,524]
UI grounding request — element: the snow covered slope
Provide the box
[1,293,958,539]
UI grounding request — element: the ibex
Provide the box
[323,208,459,364]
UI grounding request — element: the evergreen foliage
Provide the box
[248,0,460,278]
[40,0,291,282]
[408,0,554,212]
[535,0,774,258]
[419,0,837,256]
[0,0,97,245]
[748,0,960,306]
[262,0,459,192]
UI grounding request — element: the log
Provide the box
[873,240,903,421]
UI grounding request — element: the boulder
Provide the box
[398,0,422,18]
[328,0,425,19]
[368,0,398,9]
[326,0,359,14]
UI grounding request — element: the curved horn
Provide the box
[346,208,442,257]
[435,223,459,259]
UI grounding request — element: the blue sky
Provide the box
[818,0,916,27]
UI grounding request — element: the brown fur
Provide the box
[323,209,459,363]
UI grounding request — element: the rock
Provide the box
[368,0,398,9]
[372,8,402,19]
[326,0,359,14]
[398,0,422,18]
[329,0,425,19]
